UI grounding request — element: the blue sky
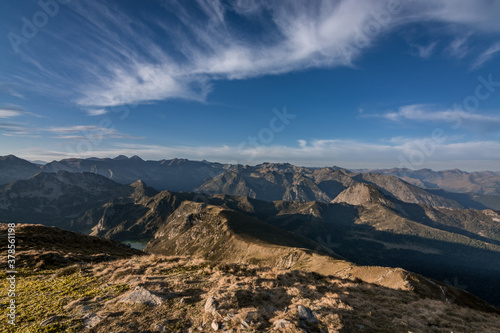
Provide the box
[1,0,500,170]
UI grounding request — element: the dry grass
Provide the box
[2,254,499,332]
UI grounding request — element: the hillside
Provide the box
[0,223,143,269]
[360,168,500,196]
[42,156,229,191]
[2,170,500,306]
[145,202,498,312]
[0,155,42,185]
[197,164,465,209]
[1,223,500,332]
[0,171,133,233]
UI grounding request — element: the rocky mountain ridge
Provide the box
[2,170,500,306]
[2,155,500,210]
[357,167,500,196]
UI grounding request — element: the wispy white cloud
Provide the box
[0,122,29,133]
[471,42,500,70]
[67,0,500,106]
[9,0,500,107]
[0,83,24,99]
[46,125,143,140]
[407,0,500,32]
[445,35,470,59]
[0,104,42,118]
[0,122,141,141]
[411,41,438,59]
[375,104,500,132]
[71,0,392,106]
[0,121,42,138]
[0,110,22,118]
[87,109,108,116]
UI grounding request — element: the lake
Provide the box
[121,238,152,250]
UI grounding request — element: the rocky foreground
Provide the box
[1,224,500,332]
[8,256,500,333]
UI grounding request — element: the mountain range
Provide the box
[1,156,500,308]
[2,155,500,210]
[356,167,500,195]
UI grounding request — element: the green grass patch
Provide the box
[0,269,127,332]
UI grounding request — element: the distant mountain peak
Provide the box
[113,155,129,160]
[131,179,145,186]
[130,179,157,199]
[1,154,20,160]
[332,182,393,207]
[0,154,32,163]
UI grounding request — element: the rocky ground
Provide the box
[2,223,500,333]
[2,254,500,332]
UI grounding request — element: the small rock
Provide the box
[240,319,250,328]
[297,305,317,323]
[119,286,165,306]
[205,296,218,313]
[274,319,292,328]
[180,296,194,304]
[83,313,103,329]
[40,316,63,327]
[211,321,219,331]
[153,323,167,332]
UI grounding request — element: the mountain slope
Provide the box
[2,171,500,307]
[144,204,499,314]
[198,163,467,208]
[42,156,228,191]
[87,189,190,240]
[360,167,500,196]
[266,193,500,307]
[0,155,41,185]
[0,171,133,232]
[2,224,500,332]
[196,166,332,203]
[352,172,463,208]
[0,223,143,269]
[331,182,395,207]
